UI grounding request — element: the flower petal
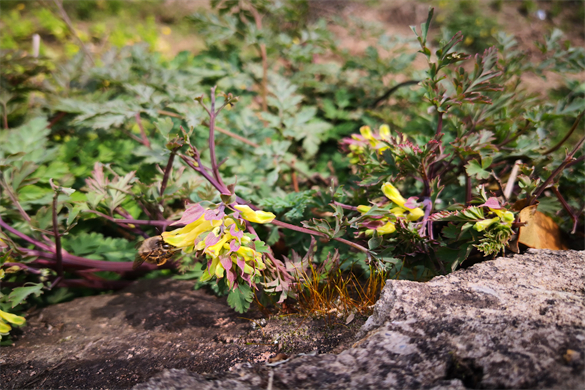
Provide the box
[0,310,25,326]
[376,221,396,235]
[382,183,406,207]
[379,124,391,140]
[233,205,275,224]
[407,207,425,221]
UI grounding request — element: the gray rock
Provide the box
[134,249,585,389]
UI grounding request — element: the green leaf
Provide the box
[368,234,382,250]
[466,159,490,180]
[253,240,270,253]
[155,117,174,137]
[65,204,83,226]
[227,283,254,313]
[421,7,434,44]
[8,283,45,308]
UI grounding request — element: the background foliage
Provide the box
[1,0,584,331]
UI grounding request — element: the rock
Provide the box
[133,249,585,390]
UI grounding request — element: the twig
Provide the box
[369,80,420,108]
[160,147,179,197]
[496,119,530,148]
[47,111,67,128]
[542,111,584,155]
[551,186,579,234]
[52,0,94,66]
[531,134,585,204]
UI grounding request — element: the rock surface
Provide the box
[133,249,585,390]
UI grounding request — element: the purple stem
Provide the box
[333,201,358,211]
[208,86,226,189]
[270,219,369,253]
[0,216,53,252]
[83,210,173,227]
[2,262,43,274]
[51,189,64,279]
[135,112,151,149]
[160,147,180,198]
[435,111,443,138]
[20,248,161,272]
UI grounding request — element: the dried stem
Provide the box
[503,160,522,200]
[52,0,94,65]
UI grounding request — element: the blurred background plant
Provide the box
[0,0,583,340]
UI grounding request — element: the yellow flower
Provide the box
[0,309,25,335]
[161,214,221,248]
[379,124,391,141]
[493,209,514,224]
[406,207,425,222]
[357,205,372,214]
[234,205,275,224]
[377,221,396,235]
[381,183,424,221]
[382,183,407,207]
[359,126,373,140]
[473,217,500,232]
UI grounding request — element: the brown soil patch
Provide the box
[1,278,365,389]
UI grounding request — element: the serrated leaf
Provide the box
[8,283,45,308]
[466,159,491,180]
[155,117,174,137]
[227,283,254,313]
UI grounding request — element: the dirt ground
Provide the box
[1,278,365,389]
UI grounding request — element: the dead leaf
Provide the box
[518,206,567,250]
[345,313,355,325]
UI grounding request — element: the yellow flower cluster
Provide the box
[346,125,398,164]
[0,309,25,338]
[161,204,276,287]
[357,182,425,236]
[473,208,514,232]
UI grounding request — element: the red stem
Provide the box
[135,112,151,149]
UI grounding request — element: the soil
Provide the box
[1,278,365,389]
